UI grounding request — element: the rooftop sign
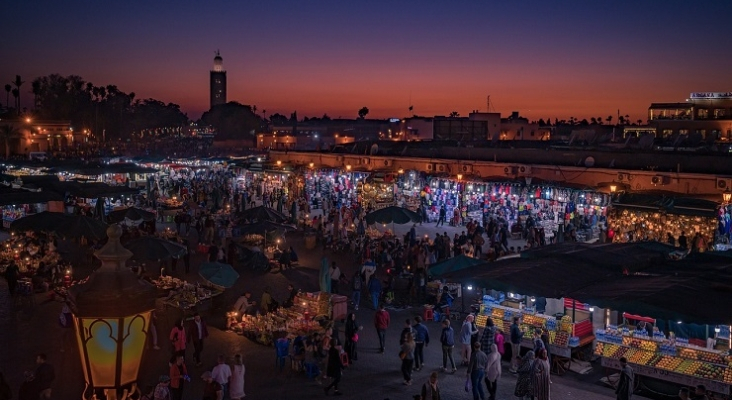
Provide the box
[689,92,732,99]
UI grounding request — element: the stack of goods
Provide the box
[290,292,332,320]
[163,283,221,309]
[153,276,186,290]
[238,309,289,346]
[595,327,732,386]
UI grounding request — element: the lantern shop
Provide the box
[608,193,719,247]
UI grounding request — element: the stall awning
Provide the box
[0,188,64,206]
[612,193,718,217]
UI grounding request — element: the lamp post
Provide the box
[69,225,157,400]
[456,174,463,226]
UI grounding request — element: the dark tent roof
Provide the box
[71,163,157,175]
[612,193,718,217]
[46,181,140,198]
[441,242,732,324]
[567,274,732,325]
[0,188,64,206]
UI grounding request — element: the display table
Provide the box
[595,329,732,395]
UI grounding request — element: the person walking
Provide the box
[421,372,441,400]
[466,342,488,400]
[374,304,391,353]
[229,354,246,400]
[514,350,535,399]
[400,318,416,345]
[461,315,479,366]
[351,270,362,310]
[367,274,382,310]
[413,316,430,371]
[187,313,209,367]
[616,357,634,400]
[168,355,188,400]
[436,205,446,227]
[169,319,187,357]
[479,318,496,358]
[509,317,522,373]
[484,344,501,400]
[532,348,551,400]
[323,344,344,396]
[400,332,416,386]
[495,329,505,361]
[344,312,362,362]
[211,355,232,400]
[34,354,55,400]
[439,319,457,373]
[329,262,341,294]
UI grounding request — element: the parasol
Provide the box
[56,215,109,241]
[365,206,422,225]
[237,205,288,223]
[199,262,240,288]
[429,254,486,277]
[107,207,156,224]
[126,237,187,261]
[9,211,68,233]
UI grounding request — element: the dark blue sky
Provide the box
[3,0,731,120]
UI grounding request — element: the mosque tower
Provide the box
[210,50,227,109]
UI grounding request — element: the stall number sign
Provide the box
[601,357,729,395]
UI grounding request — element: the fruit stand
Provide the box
[475,302,595,374]
[595,326,732,395]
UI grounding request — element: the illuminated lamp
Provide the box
[346,165,352,171]
[723,189,731,203]
[276,160,282,166]
[69,225,156,400]
[398,169,404,174]
[610,185,617,193]
[309,162,314,168]
[456,174,463,181]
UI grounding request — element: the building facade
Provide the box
[210,51,227,109]
[649,92,732,140]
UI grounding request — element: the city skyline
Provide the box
[2,0,731,122]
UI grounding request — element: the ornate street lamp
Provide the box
[69,225,157,400]
[723,189,731,203]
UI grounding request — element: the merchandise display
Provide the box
[595,326,732,392]
[608,208,716,244]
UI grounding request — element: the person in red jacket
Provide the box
[169,355,188,400]
[187,313,209,367]
[373,304,391,353]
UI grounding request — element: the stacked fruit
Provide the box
[523,314,545,327]
[623,337,658,352]
[698,351,725,365]
[723,364,732,384]
[553,331,569,347]
[627,349,655,365]
[475,314,488,328]
[491,308,505,319]
[594,343,604,356]
[693,363,724,381]
[675,360,702,376]
[653,356,683,371]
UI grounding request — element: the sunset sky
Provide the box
[2,0,731,122]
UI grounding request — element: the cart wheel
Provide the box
[604,367,619,388]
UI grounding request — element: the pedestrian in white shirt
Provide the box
[329,262,341,294]
[211,355,232,399]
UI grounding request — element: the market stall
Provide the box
[595,317,732,395]
[151,276,223,313]
[229,291,346,346]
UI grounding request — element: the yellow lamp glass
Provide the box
[75,311,151,389]
[120,313,151,385]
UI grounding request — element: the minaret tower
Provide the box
[210,50,227,109]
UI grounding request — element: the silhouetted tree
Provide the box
[3,84,9,108]
[322,113,331,121]
[200,102,260,142]
[590,117,597,125]
[449,111,460,118]
[606,116,613,125]
[358,107,369,119]
[269,113,288,125]
[11,75,24,114]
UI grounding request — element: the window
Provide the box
[697,109,709,119]
[679,129,689,135]
[662,129,673,138]
[714,109,727,119]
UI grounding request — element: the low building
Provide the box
[0,119,89,156]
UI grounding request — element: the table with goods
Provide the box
[594,325,732,395]
[229,291,335,346]
[152,276,223,311]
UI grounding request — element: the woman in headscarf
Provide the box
[344,313,362,362]
[484,344,501,400]
[532,348,551,400]
[513,350,535,399]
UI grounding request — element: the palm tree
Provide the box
[11,75,24,114]
[11,89,19,113]
[449,111,460,118]
[0,124,21,159]
[606,116,613,125]
[3,84,10,108]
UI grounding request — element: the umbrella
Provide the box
[107,207,156,223]
[126,237,187,261]
[429,254,486,277]
[365,206,422,225]
[10,211,68,233]
[238,220,295,243]
[237,206,288,223]
[235,244,270,271]
[199,262,239,288]
[56,215,108,241]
